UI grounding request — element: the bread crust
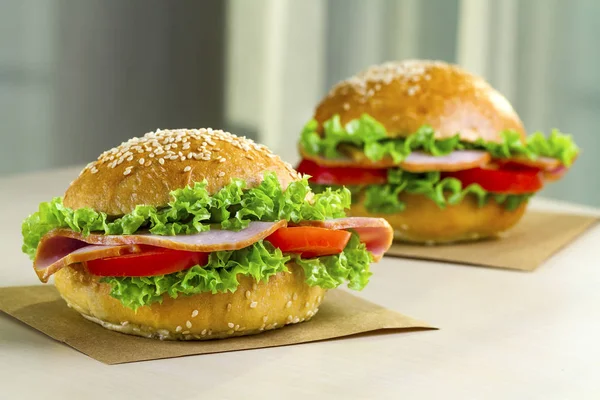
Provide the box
[349,192,527,244]
[64,129,301,216]
[54,262,326,340]
[314,60,526,143]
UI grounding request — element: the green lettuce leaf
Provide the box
[22,172,351,259]
[299,114,579,165]
[309,169,531,214]
[301,114,461,163]
[295,233,372,291]
[102,234,371,310]
[101,240,290,310]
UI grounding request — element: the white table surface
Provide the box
[1,166,599,399]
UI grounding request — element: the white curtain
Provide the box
[226,0,599,206]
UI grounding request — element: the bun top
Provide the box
[64,128,300,216]
[314,59,526,143]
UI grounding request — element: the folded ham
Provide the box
[292,217,393,261]
[34,220,287,282]
[300,147,491,172]
[33,217,393,282]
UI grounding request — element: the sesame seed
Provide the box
[185,320,192,329]
[121,321,129,326]
[175,326,182,332]
[123,167,133,176]
[287,315,293,323]
[273,322,278,327]
[292,293,298,301]
[182,330,190,335]
[286,301,292,308]
[263,316,268,323]
[219,158,226,163]
[139,158,145,165]
[183,166,191,172]
[234,324,240,331]
[228,322,234,328]
[245,290,251,299]
[407,86,419,96]
[191,310,198,318]
[227,329,235,335]
[218,171,225,177]
[252,283,258,291]
[293,317,300,323]
[227,303,232,312]
[317,296,322,303]
[159,158,165,165]
[201,329,207,336]
[250,301,257,308]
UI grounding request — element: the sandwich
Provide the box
[297,60,579,244]
[22,128,393,340]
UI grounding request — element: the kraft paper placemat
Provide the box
[0,285,433,365]
[386,211,597,271]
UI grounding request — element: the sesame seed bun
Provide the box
[349,192,528,244]
[64,128,300,216]
[314,60,526,143]
[54,262,325,340]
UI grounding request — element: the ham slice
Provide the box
[33,217,393,282]
[300,146,491,172]
[292,217,393,261]
[34,221,287,282]
[401,151,491,172]
[34,241,142,282]
[500,155,562,171]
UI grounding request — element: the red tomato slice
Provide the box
[266,227,351,258]
[296,159,387,185]
[443,166,543,194]
[85,245,209,277]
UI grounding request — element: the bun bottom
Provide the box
[350,193,528,244]
[54,262,326,340]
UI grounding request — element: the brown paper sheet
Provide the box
[0,285,433,365]
[386,211,597,271]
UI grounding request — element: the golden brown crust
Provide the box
[54,262,326,340]
[314,60,526,143]
[64,129,301,216]
[349,192,528,244]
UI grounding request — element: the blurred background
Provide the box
[0,0,598,206]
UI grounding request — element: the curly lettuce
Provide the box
[310,169,531,214]
[295,233,372,291]
[299,114,579,166]
[102,234,371,310]
[21,172,351,259]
